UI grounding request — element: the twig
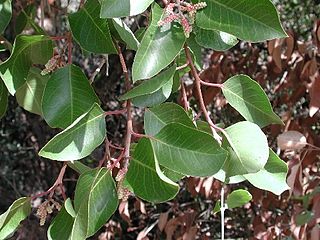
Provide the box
[31,163,67,200]
[116,43,132,171]
[184,45,222,144]
[200,80,223,88]
[180,81,190,111]
[105,109,127,116]
[99,138,112,168]
[176,62,189,71]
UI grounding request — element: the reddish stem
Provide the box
[50,36,67,41]
[200,80,223,88]
[109,151,125,170]
[180,81,190,111]
[105,109,127,116]
[184,45,222,144]
[31,163,67,200]
[116,43,132,171]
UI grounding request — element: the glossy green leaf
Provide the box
[47,199,74,240]
[68,0,116,54]
[226,189,252,209]
[42,64,100,129]
[126,138,179,203]
[99,0,154,18]
[68,161,92,175]
[0,80,8,119]
[244,149,290,195]
[0,197,31,239]
[196,0,287,42]
[132,4,186,81]
[0,0,11,33]
[131,77,173,107]
[144,102,194,136]
[72,168,118,239]
[112,18,139,51]
[120,64,176,101]
[39,103,106,161]
[135,27,146,42]
[0,35,53,95]
[15,4,34,35]
[222,121,269,176]
[151,123,227,177]
[222,75,283,128]
[16,68,48,115]
[195,28,238,51]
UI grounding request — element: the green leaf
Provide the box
[132,4,186,81]
[244,149,290,195]
[222,121,269,176]
[222,75,283,128]
[72,168,118,239]
[112,18,139,51]
[0,80,8,119]
[47,199,74,240]
[99,0,154,18]
[0,35,53,95]
[16,68,49,115]
[151,123,227,177]
[196,0,287,42]
[144,102,194,136]
[213,200,221,214]
[42,64,100,129]
[131,77,173,107]
[39,103,106,161]
[68,0,116,54]
[135,27,146,42]
[195,28,238,51]
[68,161,92,175]
[296,211,314,226]
[0,0,11,33]
[120,64,176,101]
[126,138,179,203]
[15,4,34,35]
[226,189,252,209]
[0,197,31,239]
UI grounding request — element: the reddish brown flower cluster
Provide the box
[158,1,207,38]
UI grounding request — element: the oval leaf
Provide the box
[112,18,139,51]
[144,102,194,136]
[0,80,8,119]
[196,0,287,42]
[0,35,53,95]
[131,76,173,107]
[195,28,238,51]
[0,197,31,239]
[47,199,74,240]
[151,123,227,177]
[244,149,290,195]
[222,75,283,128]
[16,68,49,115]
[99,0,154,18]
[226,189,252,209]
[0,0,11,33]
[42,64,100,129]
[126,138,179,203]
[132,4,186,81]
[68,0,116,54]
[39,103,106,161]
[223,121,269,176]
[277,131,307,151]
[120,64,176,101]
[72,168,118,239]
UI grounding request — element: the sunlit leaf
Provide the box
[132,4,185,81]
[39,103,106,161]
[0,35,53,95]
[227,189,252,209]
[151,123,227,177]
[196,0,287,42]
[112,18,139,51]
[222,75,283,128]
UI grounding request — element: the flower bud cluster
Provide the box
[158,1,207,38]
[36,199,61,226]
